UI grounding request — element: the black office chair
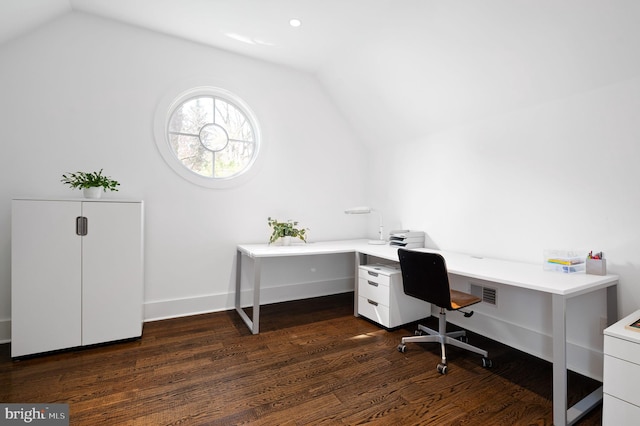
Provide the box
[396,248,491,374]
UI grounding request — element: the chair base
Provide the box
[397,310,490,373]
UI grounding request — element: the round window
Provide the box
[155,86,262,188]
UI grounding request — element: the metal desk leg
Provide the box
[552,293,568,426]
[607,284,618,327]
[235,249,242,308]
[553,285,618,425]
[251,258,261,334]
[553,293,600,426]
[235,250,262,334]
[353,251,370,317]
[353,251,365,316]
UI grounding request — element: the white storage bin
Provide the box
[543,249,585,273]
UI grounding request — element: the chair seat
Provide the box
[450,289,481,310]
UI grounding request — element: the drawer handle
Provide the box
[367,299,378,306]
[367,271,379,277]
[367,280,378,287]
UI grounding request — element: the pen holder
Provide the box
[586,258,606,275]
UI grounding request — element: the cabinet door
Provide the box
[81,201,143,345]
[11,200,82,357]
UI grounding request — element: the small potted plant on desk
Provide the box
[268,217,308,245]
[61,169,120,199]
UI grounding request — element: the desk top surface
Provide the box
[238,239,365,257]
[237,239,618,297]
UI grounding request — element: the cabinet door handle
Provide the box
[367,299,378,306]
[76,216,88,236]
[367,280,378,287]
[367,271,379,277]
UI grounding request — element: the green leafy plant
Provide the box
[268,217,308,244]
[60,169,120,192]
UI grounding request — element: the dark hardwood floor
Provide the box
[1,293,602,425]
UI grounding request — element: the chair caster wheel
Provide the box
[414,330,424,336]
[437,363,448,374]
[482,358,493,368]
[397,344,406,353]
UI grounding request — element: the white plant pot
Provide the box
[280,236,292,246]
[83,187,102,199]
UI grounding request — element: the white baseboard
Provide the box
[246,277,355,306]
[447,310,604,381]
[0,318,9,344]
[0,279,355,343]
[144,293,232,322]
[0,280,603,381]
[145,277,355,322]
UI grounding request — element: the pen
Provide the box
[588,251,603,260]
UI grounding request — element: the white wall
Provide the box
[375,77,640,274]
[319,0,640,380]
[368,77,640,379]
[374,77,640,376]
[0,11,369,340]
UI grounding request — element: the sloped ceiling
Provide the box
[3,0,640,144]
[0,0,70,44]
[0,0,396,72]
[319,0,640,143]
[75,0,395,73]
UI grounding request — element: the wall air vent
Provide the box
[470,283,497,306]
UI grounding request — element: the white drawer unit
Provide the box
[358,263,430,328]
[603,309,640,425]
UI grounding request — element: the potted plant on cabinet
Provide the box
[61,169,120,199]
[268,217,308,245]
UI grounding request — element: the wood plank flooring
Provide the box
[1,293,602,425]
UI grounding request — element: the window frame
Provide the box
[154,85,263,189]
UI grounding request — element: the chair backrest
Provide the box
[397,248,453,309]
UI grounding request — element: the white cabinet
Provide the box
[358,264,430,328]
[603,309,640,425]
[11,198,144,357]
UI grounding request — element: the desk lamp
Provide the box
[344,206,386,245]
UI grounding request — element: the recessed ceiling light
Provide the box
[289,18,302,28]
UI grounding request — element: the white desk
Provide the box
[235,240,619,426]
[235,240,365,334]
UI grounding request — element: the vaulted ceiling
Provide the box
[0,0,395,73]
[3,0,640,144]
